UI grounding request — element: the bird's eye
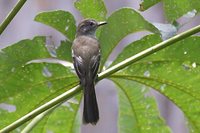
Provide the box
[89,22,95,26]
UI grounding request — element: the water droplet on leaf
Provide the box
[160,84,166,91]
[146,104,151,109]
[65,26,69,31]
[144,70,150,77]
[141,86,146,93]
[192,62,197,68]
[11,67,15,72]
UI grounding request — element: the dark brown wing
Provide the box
[73,55,84,80]
[90,53,101,80]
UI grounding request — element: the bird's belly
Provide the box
[77,45,99,59]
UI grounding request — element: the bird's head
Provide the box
[76,19,107,36]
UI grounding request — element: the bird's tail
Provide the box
[83,80,99,125]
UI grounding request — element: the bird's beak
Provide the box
[98,21,107,26]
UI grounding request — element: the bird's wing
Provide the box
[90,53,101,80]
[73,53,100,81]
[73,55,85,80]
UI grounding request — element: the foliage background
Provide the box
[0,0,200,133]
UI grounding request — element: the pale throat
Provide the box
[76,29,97,38]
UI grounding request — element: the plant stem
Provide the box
[0,24,200,133]
[0,0,27,35]
[21,103,62,133]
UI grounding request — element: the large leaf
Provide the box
[0,37,78,131]
[111,35,200,132]
[139,0,200,22]
[35,10,76,41]
[74,0,107,21]
[111,78,170,133]
[32,96,81,133]
[163,0,200,22]
[99,8,159,70]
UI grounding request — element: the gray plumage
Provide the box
[72,19,107,125]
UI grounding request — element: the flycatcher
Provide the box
[72,19,107,124]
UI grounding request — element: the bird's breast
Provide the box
[72,35,100,59]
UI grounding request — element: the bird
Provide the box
[72,19,107,125]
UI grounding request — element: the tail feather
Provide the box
[83,82,99,125]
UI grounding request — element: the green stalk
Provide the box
[0,0,27,35]
[21,103,62,133]
[0,24,200,133]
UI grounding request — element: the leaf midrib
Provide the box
[113,81,142,133]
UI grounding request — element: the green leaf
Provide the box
[74,0,107,20]
[35,10,76,41]
[111,34,162,66]
[0,37,78,130]
[139,0,200,22]
[32,96,81,133]
[114,73,200,132]
[111,78,170,133]
[112,35,200,65]
[139,0,161,11]
[111,36,200,132]
[99,8,159,70]
[163,0,200,22]
[56,40,72,62]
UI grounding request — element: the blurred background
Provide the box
[0,0,199,132]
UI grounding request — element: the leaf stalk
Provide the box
[0,0,27,35]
